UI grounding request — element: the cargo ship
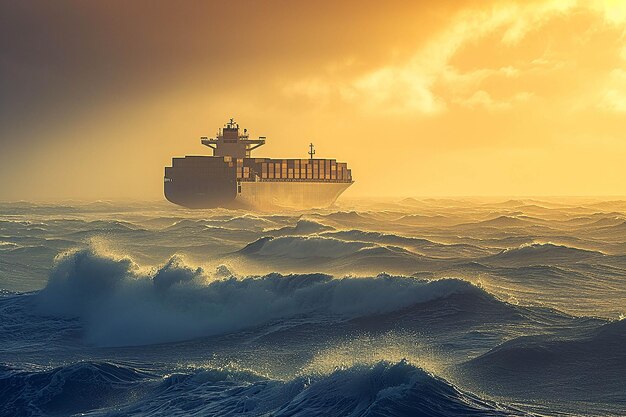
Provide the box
[164,119,353,210]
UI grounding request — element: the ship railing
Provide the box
[238,177,352,183]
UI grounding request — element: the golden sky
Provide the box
[2,0,626,200]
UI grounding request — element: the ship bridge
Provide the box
[201,118,265,158]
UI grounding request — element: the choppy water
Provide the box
[0,198,624,416]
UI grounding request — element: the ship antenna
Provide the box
[308,142,316,160]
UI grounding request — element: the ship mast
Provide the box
[308,143,316,160]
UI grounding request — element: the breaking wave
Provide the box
[0,360,527,417]
[34,246,483,346]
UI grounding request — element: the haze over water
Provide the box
[1,198,624,416]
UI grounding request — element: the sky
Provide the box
[1,0,626,200]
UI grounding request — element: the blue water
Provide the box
[0,199,624,416]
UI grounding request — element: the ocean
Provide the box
[0,198,624,416]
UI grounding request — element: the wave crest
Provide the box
[461,319,626,402]
[240,236,374,258]
[35,246,481,346]
[0,362,156,417]
[0,360,524,417]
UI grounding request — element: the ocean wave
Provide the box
[0,361,158,417]
[5,245,59,257]
[237,236,427,267]
[461,319,626,403]
[395,213,451,225]
[34,246,483,346]
[306,211,372,225]
[472,216,532,227]
[85,220,144,232]
[319,230,492,258]
[587,220,626,239]
[453,262,583,284]
[268,219,335,236]
[0,360,528,417]
[320,229,433,247]
[239,236,376,258]
[235,235,429,273]
[482,243,604,265]
[584,216,625,228]
[269,361,526,417]
[164,216,278,234]
[193,215,281,231]
[0,241,20,250]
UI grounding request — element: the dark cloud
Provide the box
[0,1,446,143]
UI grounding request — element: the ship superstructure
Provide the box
[164,119,353,210]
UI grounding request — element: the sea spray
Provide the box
[35,245,482,346]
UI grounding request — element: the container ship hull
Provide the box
[165,177,351,210]
[164,119,353,210]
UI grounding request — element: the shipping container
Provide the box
[242,158,351,182]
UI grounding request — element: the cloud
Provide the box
[349,66,446,115]
[599,69,626,113]
[283,0,626,116]
[589,0,626,25]
[283,78,333,101]
[454,90,534,111]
